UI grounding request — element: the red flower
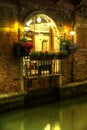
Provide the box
[44,50,48,54]
[22,42,33,53]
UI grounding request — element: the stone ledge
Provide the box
[0,91,27,99]
[59,80,87,99]
[61,80,87,88]
[0,91,27,104]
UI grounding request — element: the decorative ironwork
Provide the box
[23,56,61,78]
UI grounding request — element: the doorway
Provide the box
[21,14,61,90]
[23,14,60,52]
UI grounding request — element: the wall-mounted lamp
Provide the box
[37,17,41,23]
[70,31,75,36]
[70,31,75,42]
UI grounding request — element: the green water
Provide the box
[0,95,87,130]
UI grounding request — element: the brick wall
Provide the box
[24,76,59,91]
[61,56,72,84]
[74,50,87,81]
[61,50,87,85]
[0,0,87,94]
[0,3,21,93]
[0,31,21,93]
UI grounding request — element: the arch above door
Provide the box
[23,14,60,52]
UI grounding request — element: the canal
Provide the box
[0,95,87,130]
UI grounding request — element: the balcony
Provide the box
[23,51,68,79]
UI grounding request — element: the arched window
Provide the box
[24,14,60,52]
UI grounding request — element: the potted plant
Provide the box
[13,38,33,57]
[60,38,78,55]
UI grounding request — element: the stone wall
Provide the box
[0,91,27,112]
[59,80,87,99]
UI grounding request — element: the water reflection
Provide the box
[0,95,87,130]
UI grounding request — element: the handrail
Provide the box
[23,56,61,79]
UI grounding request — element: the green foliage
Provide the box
[20,38,27,43]
[60,39,71,51]
[30,51,69,60]
[60,38,78,54]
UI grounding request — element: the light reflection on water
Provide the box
[0,95,87,130]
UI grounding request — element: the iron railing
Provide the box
[23,56,61,78]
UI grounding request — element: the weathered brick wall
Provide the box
[0,0,87,94]
[61,55,72,84]
[61,8,87,85]
[24,76,59,91]
[61,50,87,85]
[0,3,21,93]
[74,50,87,81]
[0,32,21,93]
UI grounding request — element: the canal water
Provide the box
[0,95,87,130]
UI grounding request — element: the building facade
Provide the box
[0,0,87,95]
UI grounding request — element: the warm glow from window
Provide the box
[26,19,33,26]
[24,26,29,31]
[47,22,52,26]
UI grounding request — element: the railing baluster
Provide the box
[23,55,60,78]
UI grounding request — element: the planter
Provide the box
[13,43,29,57]
[29,51,68,60]
[30,55,54,60]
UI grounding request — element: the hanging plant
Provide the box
[13,38,33,57]
[21,42,33,54]
[60,38,78,55]
[20,38,33,54]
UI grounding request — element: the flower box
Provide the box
[13,41,33,57]
[13,43,28,57]
[29,51,68,60]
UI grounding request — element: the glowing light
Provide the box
[14,22,23,32]
[63,26,70,33]
[47,22,52,26]
[44,124,50,130]
[70,31,75,36]
[14,22,19,30]
[53,122,61,130]
[26,19,33,26]
[37,17,41,23]
[24,26,29,31]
